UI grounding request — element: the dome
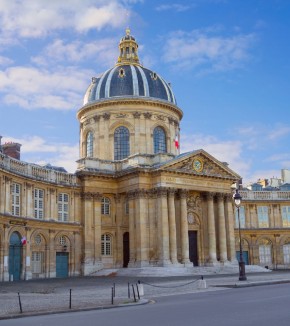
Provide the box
[83,29,177,106]
[83,65,177,105]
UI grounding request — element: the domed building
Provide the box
[0,29,244,281]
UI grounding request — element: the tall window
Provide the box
[101,234,112,256]
[34,188,44,219]
[153,126,167,153]
[282,206,290,227]
[12,183,21,216]
[58,193,69,222]
[86,131,93,157]
[114,126,130,160]
[259,244,272,265]
[283,244,290,264]
[101,197,110,215]
[258,206,269,228]
[31,252,44,274]
[235,206,245,228]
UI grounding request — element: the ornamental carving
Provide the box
[103,113,111,120]
[143,112,152,119]
[157,187,168,198]
[115,113,127,119]
[187,195,202,213]
[93,115,100,122]
[133,111,142,119]
[155,114,166,121]
[179,189,188,199]
[187,212,200,225]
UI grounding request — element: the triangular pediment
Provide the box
[156,149,240,180]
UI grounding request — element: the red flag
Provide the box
[174,133,179,149]
[21,236,27,245]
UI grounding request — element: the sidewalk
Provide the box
[1,269,290,320]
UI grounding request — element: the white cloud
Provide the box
[32,38,117,66]
[163,29,255,72]
[2,135,78,173]
[0,0,132,39]
[267,126,290,140]
[156,3,193,12]
[180,133,249,178]
[0,66,93,110]
[0,55,13,66]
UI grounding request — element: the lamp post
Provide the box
[233,188,247,281]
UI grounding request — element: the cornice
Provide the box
[77,97,183,120]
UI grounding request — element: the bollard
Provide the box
[18,292,23,313]
[136,283,140,300]
[137,280,144,296]
[131,284,137,302]
[197,276,207,289]
[69,289,72,309]
[128,282,130,298]
[111,287,114,305]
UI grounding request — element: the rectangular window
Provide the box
[283,245,290,264]
[58,193,69,222]
[259,245,272,265]
[11,183,21,216]
[258,206,269,228]
[235,206,245,228]
[282,206,290,227]
[31,251,43,274]
[34,188,44,219]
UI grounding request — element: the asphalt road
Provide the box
[1,283,290,326]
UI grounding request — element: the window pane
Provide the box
[114,126,130,160]
[153,127,167,153]
[86,131,93,157]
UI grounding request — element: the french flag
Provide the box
[174,132,179,149]
[21,236,27,245]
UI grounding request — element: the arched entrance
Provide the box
[9,232,22,281]
[188,230,198,266]
[123,232,129,268]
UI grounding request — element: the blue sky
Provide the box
[0,0,290,185]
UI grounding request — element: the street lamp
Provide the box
[233,188,247,281]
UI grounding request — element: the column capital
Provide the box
[179,189,188,199]
[157,187,168,198]
[168,188,177,197]
[216,192,225,201]
[204,192,215,200]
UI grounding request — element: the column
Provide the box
[168,189,178,264]
[135,190,149,267]
[128,191,136,267]
[180,189,190,265]
[148,189,157,265]
[24,227,32,280]
[217,193,228,263]
[94,193,103,268]
[157,188,171,266]
[3,224,10,281]
[48,230,56,278]
[73,231,81,276]
[225,194,238,263]
[82,192,94,275]
[206,192,218,265]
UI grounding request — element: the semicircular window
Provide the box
[86,131,93,157]
[153,126,167,153]
[114,126,130,160]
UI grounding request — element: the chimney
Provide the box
[2,142,22,160]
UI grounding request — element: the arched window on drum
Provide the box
[153,126,167,153]
[86,131,93,157]
[114,126,130,160]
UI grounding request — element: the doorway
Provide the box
[123,232,129,268]
[56,252,69,278]
[188,231,198,266]
[9,232,22,281]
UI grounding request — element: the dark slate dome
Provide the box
[83,65,176,105]
[83,28,177,106]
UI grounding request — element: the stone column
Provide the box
[206,192,218,265]
[24,227,32,280]
[115,194,123,267]
[180,189,190,265]
[48,230,56,278]
[4,177,11,214]
[73,231,81,276]
[148,189,157,265]
[168,189,178,264]
[217,193,228,263]
[157,188,171,266]
[135,190,149,267]
[25,183,33,218]
[93,193,103,269]
[128,191,136,267]
[82,192,95,275]
[225,194,238,263]
[3,224,10,281]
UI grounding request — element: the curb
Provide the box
[0,298,150,320]
[213,279,290,288]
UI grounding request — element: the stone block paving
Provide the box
[1,269,290,319]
